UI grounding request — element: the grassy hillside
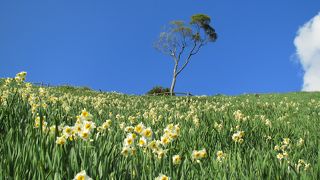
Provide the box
[0,73,320,179]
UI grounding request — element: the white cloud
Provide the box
[294,13,320,91]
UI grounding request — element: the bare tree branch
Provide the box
[176,41,198,76]
[177,45,185,63]
[191,41,205,55]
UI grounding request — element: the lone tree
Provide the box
[154,14,217,95]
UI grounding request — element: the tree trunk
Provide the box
[170,75,177,96]
[170,63,178,96]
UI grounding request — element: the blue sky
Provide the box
[0,1,319,95]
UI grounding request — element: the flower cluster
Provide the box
[214,122,223,132]
[161,124,180,146]
[56,109,96,145]
[15,71,27,82]
[274,138,290,161]
[121,123,180,160]
[232,131,245,143]
[121,133,137,156]
[233,110,249,122]
[294,159,311,172]
[121,122,152,157]
[97,119,112,133]
[34,114,47,130]
[191,149,207,162]
[216,150,226,162]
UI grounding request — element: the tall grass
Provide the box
[0,76,319,179]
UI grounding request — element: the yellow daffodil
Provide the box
[73,170,92,180]
[172,155,181,165]
[142,127,153,138]
[56,136,66,145]
[155,174,170,180]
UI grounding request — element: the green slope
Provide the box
[0,77,319,179]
